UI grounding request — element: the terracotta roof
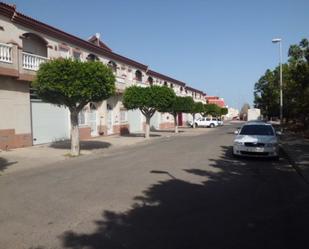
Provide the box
[206,96,220,100]
[148,70,186,87]
[185,86,204,95]
[207,99,225,108]
[0,2,147,70]
[88,35,112,52]
[0,1,207,94]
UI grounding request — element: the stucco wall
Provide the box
[0,76,31,133]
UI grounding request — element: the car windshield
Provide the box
[239,125,274,136]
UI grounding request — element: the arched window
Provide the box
[90,102,97,110]
[170,83,174,88]
[86,53,99,61]
[135,70,142,82]
[180,86,183,92]
[108,61,117,73]
[164,81,168,86]
[22,33,48,57]
[148,76,153,86]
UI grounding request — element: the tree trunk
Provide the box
[174,113,178,133]
[192,113,196,128]
[70,111,80,156]
[145,116,151,139]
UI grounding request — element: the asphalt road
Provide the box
[0,123,309,249]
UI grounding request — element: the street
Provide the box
[0,123,309,249]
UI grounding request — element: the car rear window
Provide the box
[239,125,274,136]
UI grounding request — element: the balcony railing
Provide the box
[22,52,48,71]
[0,43,12,63]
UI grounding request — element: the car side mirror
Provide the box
[234,130,239,135]
[276,131,282,136]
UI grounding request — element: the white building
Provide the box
[0,2,206,149]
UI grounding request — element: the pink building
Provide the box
[206,96,226,108]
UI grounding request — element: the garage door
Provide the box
[128,109,143,133]
[31,100,70,145]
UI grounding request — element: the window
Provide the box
[164,81,167,86]
[170,83,174,88]
[73,51,81,61]
[148,76,153,86]
[135,70,142,82]
[78,110,86,125]
[108,61,117,73]
[86,53,99,61]
[59,47,70,58]
[120,109,128,123]
[240,125,274,136]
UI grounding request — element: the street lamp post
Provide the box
[272,38,283,131]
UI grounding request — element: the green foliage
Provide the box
[191,102,205,114]
[166,96,194,115]
[220,107,228,115]
[32,58,116,111]
[254,38,309,128]
[123,85,176,118]
[203,104,221,116]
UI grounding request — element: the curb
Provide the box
[280,144,309,185]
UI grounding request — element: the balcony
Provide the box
[22,52,48,71]
[0,43,13,63]
[115,76,126,92]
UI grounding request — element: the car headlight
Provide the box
[234,141,243,145]
[265,143,278,147]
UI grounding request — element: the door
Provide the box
[87,109,97,136]
[107,106,113,135]
[178,113,183,126]
[128,110,142,133]
[31,100,70,145]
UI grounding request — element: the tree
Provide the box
[220,107,228,116]
[254,38,309,129]
[288,38,309,128]
[239,103,250,121]
[203,104,221,117]
[123,85,176,138]
[190,102,205,128]
[165,96,194,133]
[32,58,115,156]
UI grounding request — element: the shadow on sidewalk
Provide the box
[49,140,111,150]
[0,157,17,172]
[120,133,161,138]
[60,146,309,249]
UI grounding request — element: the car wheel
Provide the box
[210,123,214,128]
[272,156,279,161]
[232,150,239,158]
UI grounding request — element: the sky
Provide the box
[7,0,309,109]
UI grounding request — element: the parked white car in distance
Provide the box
[217,118,223,126]
[189,117,219,128]
[233,122,280,159]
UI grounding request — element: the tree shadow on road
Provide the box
[49,140,111,150]
[61,145,309,249]
[0,157,17,172]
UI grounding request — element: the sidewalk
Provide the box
[280,133,309,183]
[0,127,209,175]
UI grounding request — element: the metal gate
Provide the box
[31,100,70,145]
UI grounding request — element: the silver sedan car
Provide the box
[233,122,280,159]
